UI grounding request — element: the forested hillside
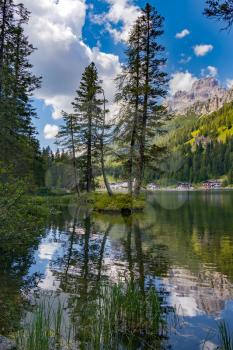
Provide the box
[159,102,233,184]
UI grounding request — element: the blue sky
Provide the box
[25,0,233,150]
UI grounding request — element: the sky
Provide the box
[21,0,233,149]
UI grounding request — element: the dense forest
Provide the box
[155,103,233,185]
[0,0,233,196]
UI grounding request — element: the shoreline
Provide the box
[146,187,233,192]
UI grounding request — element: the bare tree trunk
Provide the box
[0,0,7,97]
[128,23,141,196]
[87,113,92,192]
[70,116,80,195]
[101,90,113,196]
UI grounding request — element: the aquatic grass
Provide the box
[16,299,75,350]
[15,281,167,350]
[217,321,233,350]
[79,281,166,349]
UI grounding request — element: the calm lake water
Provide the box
[1,191,233,349]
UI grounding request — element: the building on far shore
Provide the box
[110,182,128,191]
[147,183,160,191]
[202,180,222,190]
[177,182,193,190]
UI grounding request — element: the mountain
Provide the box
[157,101,233,185]
[166,77,233,116]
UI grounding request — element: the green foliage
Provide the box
[16,299,70,350]
[114,3,169,194]
[87,192,145,212]
[158,103,233,183]
[82,281,164,349]
[72,62,105,192]
[16,282,165,350]
[0,0,41,185]
[0,181,56,335]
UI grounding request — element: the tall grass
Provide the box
[82,281,165,349]
[217,321,233,350]
[15,281,166,350]
[16,300,73,350]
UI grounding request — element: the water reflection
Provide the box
[0,191,233,349]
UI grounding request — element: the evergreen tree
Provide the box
[115,3,168,195]
[72,62,104,193]
[204,0,233,29]
[115,18,143,194]
[56,112,80,195]
[97,88,113,196]
[0,0,41,183]
[134,3,168,194]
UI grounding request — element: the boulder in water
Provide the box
[0,336,16,350]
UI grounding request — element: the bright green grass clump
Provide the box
[15,282,165,350]
[87,192,146,212]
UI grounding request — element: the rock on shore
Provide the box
[0,337,16,350]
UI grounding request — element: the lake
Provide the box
[1,191,233,349]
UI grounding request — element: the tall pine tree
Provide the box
[0,0,41,183]
[134,3,168,194]
[115,3,168,195]
[72,62,104,193]
[56,112,80,195]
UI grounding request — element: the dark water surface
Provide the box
[1,191,233,349]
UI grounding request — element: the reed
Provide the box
[16,281,166,350]
[218,321,233,350]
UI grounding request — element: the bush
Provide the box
[87,192,145,212]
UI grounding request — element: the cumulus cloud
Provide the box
[175,29,190,39]
[207,66,218,77]
[91,0,140,42]
[193,44,213,57]
[169,71,197,95]
[201,65,218,77]
[44,124,59,140]
[21,0,121,121]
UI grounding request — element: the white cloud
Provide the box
[21,0,122,121]
[175,29,190,39]
[201,66,218,77]
[44,124,59,140]
[169,71,197,95]
[91,0,140,42]
[179,54,192,64]
[207,66,218,77]
[193,44,213,57]
[226,79,233,89]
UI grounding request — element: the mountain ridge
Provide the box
[166,77,233,116]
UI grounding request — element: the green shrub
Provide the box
[87,192,145,212]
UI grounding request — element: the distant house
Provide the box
[147,183,159,191]
[177,182,193,190]
[202,180,222,190]
[110,182,128,191]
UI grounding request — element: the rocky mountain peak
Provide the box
[166,77,230,116]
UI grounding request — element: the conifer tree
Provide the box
[115,3,168,195]
[72,62,104,193]
[0,0,41,182]
[56,112,80,195]
[97,88,113,196]
[115,19,143,195]
[204,0,233,29]
[134,3,168,194]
